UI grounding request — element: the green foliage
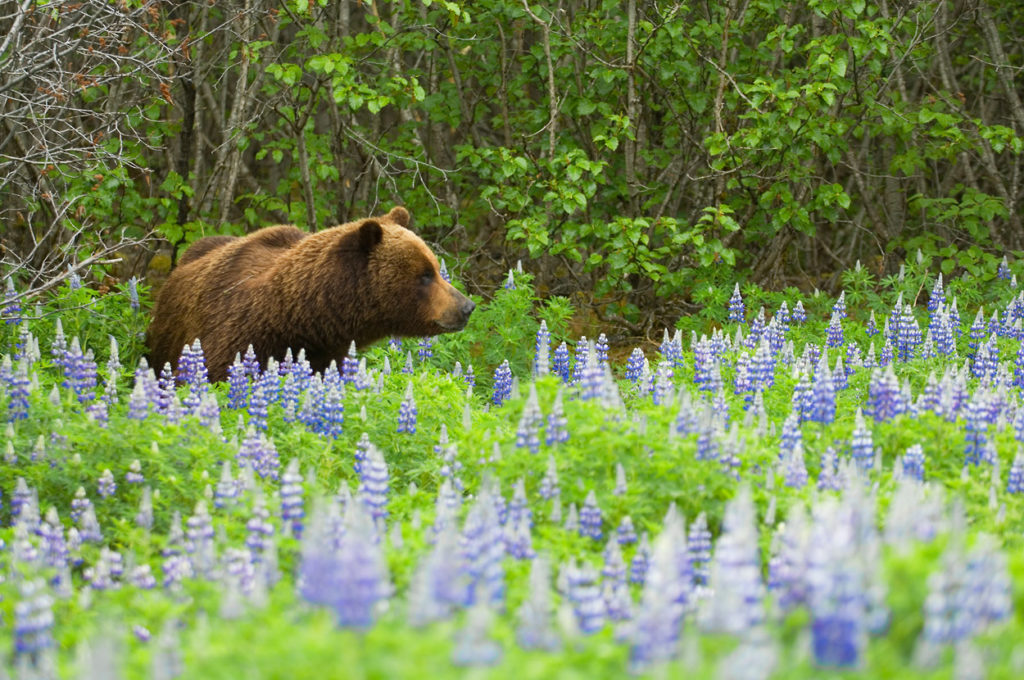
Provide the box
[3,256,1024,677]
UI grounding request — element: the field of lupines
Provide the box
[1,257,1024,679]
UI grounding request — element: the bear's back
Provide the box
[147,225,308,374]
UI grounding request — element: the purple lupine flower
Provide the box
[972,335,999,383]
[833,291,846,319]
[151,361,176,415]
[237,428,281,480]
[515,384,542,454]
[342,342,359,384]
[397,382,417,434]
[814,447,840,492]
[552,342,571,383]
[1008,451,1024,494]
[245,492,275,558]
[832,355,847,390]
[300,501,389,628]
[768,505,812,612]
[227,354,249,409]
[567,560,606,634]
[492,360,512,406]
[826,312,843,348]
[728,283,745,324]
[617,516,638,545]
[895,303,922,362]
[134,487,153,531]
[198,392,222,434]
[39,508,69,572]
[239,344,259,377]
[745,307,766,349]
[214,461,238,509]
[185,501,216,578]
[353,432,372,475]
[7,359,30,421]
[790,370,812,423]
[126,276,140,312]
[806,506,869,668]
[70,486,92,523]
[968,308,986,357]
[901,444,925,482]
[63,337,97,403]
[122,459,144,485]
[280,458,305,538]
[130,565,157,590]
[850,408,875,471]
[460,488,506,606]
[417,336,434,362]
[688,513,712,586]
[464,363,476,388]
[699,486,764,633]
[879,338,894,366]
[865,366,902,422]
[579,490,603,540]
[516,555,560,650]
[964,395,989,467]
[247,382,269,431]
[358,443,390,523]
[808,355,836,425]
[578,349,603,401]
[50,320,68,373]
[437,430,465,492]
[629,533,652,585]
[504,512,535,560]
[504,270,516,290]
[569,337,589,387]
[776,301,791,332]
[85,547,124,591]
[539,456,560,500]
[997,255,1012,280]
[3,277,21,325]
[544,387,569,446]
[626,348,646,382]
[652,360,674,406]
[534,320,550,376]
[750,340,776,393]
[695,412,721,461]
[408,521,464,625]
[659,328,684,368]
[439,259,451,283]
[594,333,610,365]
[318,383,345,438]
[792,300,807,324]
[628,516,688,672]
[928,274,945,312]
[864,311,879,338]
[507,478,532,527]
[784,442,809,489]
[602,540,632,621]
[13,579,54,661]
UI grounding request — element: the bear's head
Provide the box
[340,206,475,341]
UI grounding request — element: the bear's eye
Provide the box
[420,271,435,287]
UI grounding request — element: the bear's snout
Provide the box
[459,296,476,321]
[438,286,475,331]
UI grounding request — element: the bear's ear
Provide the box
[387,206,410,227]
[357,220,384,254]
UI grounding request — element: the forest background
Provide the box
[2,0,1023,336]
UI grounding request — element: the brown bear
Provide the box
[146,206,475,381]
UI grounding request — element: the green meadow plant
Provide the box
[1,257,1024,678]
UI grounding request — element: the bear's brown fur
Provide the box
[146,206,474,381]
